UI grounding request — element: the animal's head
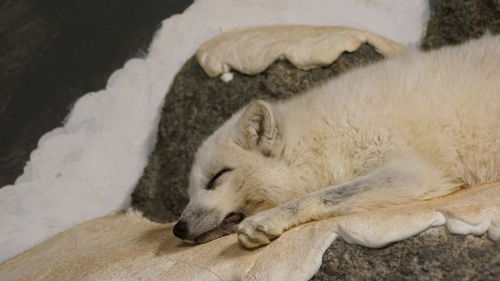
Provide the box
[172,100,291,243]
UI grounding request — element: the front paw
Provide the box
[236,211,286,248]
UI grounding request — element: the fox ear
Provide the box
[236,100,282,157]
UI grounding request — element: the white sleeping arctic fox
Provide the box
[172,35,500,248]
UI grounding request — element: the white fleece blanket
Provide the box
[1,183,498,281]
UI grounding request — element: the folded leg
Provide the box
[237,155,459,248]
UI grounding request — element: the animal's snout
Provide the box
[172,220,189,239]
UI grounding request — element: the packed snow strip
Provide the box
[197,25,405,78]
[1,183,498,281]
[0,0,430,263]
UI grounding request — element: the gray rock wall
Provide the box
[311,228,499,281]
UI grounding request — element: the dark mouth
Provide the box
[194,212,245,244]
[223,212,244,223]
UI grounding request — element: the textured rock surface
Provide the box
[311,228,500,281]
[131,44,384,222]
[422,0,500,50]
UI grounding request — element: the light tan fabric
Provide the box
[196,25,405,78]
[1,183,498,281]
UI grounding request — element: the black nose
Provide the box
[173,220,188,239]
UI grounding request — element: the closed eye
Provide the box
[206,168,233,190]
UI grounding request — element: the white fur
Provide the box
[179,35,500,248]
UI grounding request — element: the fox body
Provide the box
[173,35,500,248]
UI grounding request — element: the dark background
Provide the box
[0,0,193,187]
